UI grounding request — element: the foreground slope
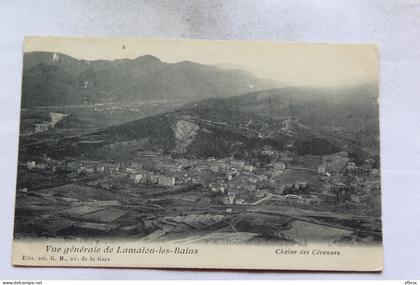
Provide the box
[33,99,340,161]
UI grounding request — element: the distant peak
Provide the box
[132,55,161,64]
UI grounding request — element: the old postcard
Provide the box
[13,36,382,271]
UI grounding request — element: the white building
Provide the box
[27,161,36,170]
[273,162,286,171]
[243,165,254,172]
[85,168,95,173]
[318,165,326,175]
[222,195,235,205]
[347,162,356,171]
[96,165,105,173]
[231,160,245,169]
[150,175,159,184]
[159,175,175,186]
[133,174,143,183]
[125,167,137,174]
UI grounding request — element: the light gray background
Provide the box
[1,0,419,280]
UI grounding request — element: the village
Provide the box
[19,146,381,216]
[14,142,383,245]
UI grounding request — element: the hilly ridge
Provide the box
[79,84,378,161]
[43,99,341,162]
[189,84,380,153]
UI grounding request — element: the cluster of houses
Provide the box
[27,160,48,170]
[26,158,177,188]
[208,151,380,207]
[24,149,379,208]
[317,152,379,178]
[126,166,176,187]
[66,160,177,187]
[66,160,121,174]
[204,159,297,205]
[207,160,279,191]
[315,152,380,205]
[26,157,64,172]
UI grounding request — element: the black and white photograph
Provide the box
[11,37,383,270]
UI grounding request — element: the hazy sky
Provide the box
[24,36,378,87]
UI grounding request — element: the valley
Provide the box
[15,99,381,245]
[14,51,381,245]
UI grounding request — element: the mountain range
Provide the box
[21,52,279,107]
